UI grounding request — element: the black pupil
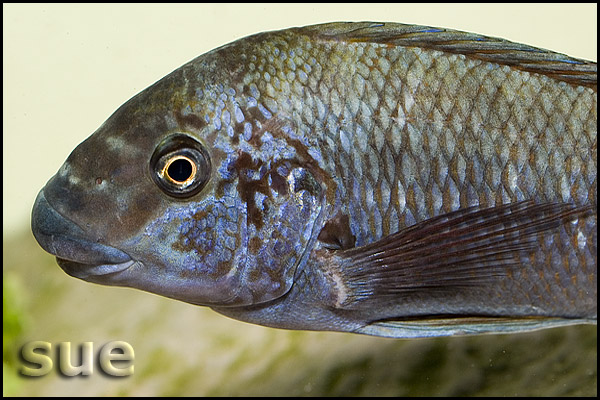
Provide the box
[168,158,193,182]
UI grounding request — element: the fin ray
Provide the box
[356,316,597,338]
[333,201,594,306]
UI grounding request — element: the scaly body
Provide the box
[32,23,596,337]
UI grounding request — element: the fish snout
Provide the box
[31,190,133,276]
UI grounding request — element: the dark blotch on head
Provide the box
[233,121,245,137]
[174,110,208,131]
[192,205,212,221]
[215,117,336,231]
[318,212,356,250]
[269,170,288,196]
[249,237,262,254]
[246,106,266,128]
[217,152,270,230]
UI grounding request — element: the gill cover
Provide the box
[143,128,329,307]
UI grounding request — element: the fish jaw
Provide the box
[31,189,135,278]
[31,188,236,304]
[30,185,309,308]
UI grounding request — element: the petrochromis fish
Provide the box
[32,22,596,338]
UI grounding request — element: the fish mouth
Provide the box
[31,190,134,278]
[56,258,135,279]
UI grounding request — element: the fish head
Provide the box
[32,47,328,307]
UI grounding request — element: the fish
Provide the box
[31,22,597,338]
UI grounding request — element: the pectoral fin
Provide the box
[330,201,593,308]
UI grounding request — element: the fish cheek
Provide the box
[166,154,327,306]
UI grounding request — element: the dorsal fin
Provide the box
[297,22,597,89]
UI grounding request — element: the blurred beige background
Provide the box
[3,3,597,236]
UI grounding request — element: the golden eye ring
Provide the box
[150,134,211,198]
[161,155,197,186]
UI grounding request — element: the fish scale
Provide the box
[32,22,596,337]
[216,23,596,329]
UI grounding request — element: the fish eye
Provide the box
[150,134,211,198]
[164,156,195,184]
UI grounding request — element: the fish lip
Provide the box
[31,189,133,269]
[57,258,136,278]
